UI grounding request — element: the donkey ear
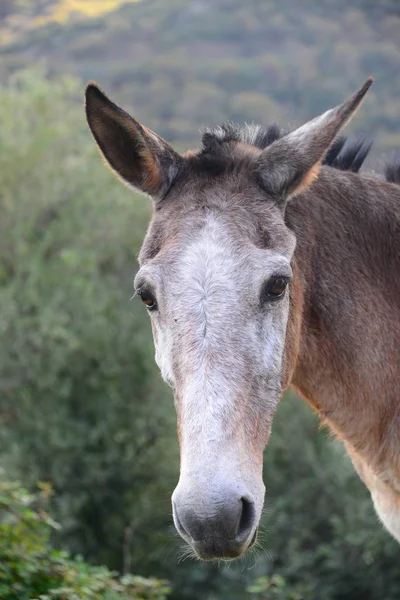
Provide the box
[85,83,182,199]
[256,78,373,202]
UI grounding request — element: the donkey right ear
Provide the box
[85,83,182,199]
[256,78,373,204]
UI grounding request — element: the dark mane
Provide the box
[385,160,400,185]
[322,135,373,173]
[199,122,373,175]
[201,122,285,152]
[185,122,400,187]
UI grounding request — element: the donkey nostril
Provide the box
[173,501,191,541]
[236,497,255,541]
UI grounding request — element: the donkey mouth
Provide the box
[191,528,259,562]
[172,488,261,561]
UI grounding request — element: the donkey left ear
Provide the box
[85,83,182,199]
[256,78,373,202]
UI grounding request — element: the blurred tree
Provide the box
[0,67,179,576]
[0,478,171,600]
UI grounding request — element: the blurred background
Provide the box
[0,1,400,599]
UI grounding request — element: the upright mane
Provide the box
[386,159,400,185]
[199,122,374,176]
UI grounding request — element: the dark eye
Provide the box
[262,276,289,301]
[137,289,157,311]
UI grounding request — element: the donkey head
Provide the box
[85,80,372,560]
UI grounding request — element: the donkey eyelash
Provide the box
[261,275,291,303]
[136,287,158,311]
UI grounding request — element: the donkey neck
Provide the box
[287,167,400,468]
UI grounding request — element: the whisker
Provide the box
[255,539,273,561]
[247,545,261,570]
[177,544,198,564]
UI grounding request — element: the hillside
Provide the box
[0,0,400,157]
[0,0,138,44]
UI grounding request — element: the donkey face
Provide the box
[137,185,296,560]
[85,80,372,560]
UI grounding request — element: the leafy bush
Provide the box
[0,479,171,600]
[0,67,178,576]
[247,575,303,600]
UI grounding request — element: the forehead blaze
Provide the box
[149,211,291,364]
[139,178,293,265]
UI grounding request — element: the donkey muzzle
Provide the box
[172,484,258,560]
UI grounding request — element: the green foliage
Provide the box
[0,479,170,600]
[247,575,303,600]
[0,67,179,577]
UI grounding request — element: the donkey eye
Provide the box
[137,289,157,311]
[262,276,289,301]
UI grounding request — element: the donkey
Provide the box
[85,79,400,561]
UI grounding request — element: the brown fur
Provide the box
[286,170,400,523]
[139,146,163,194]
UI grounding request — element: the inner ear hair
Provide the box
[289,159,322,198]
[85,82,182,198]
